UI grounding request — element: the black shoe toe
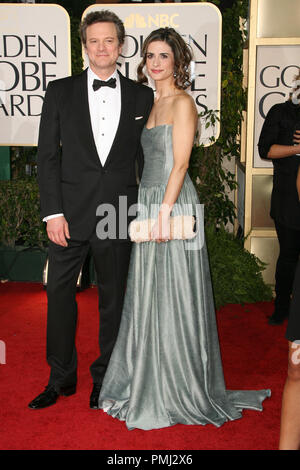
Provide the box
[268,312,288,325]
[28,386,59,409]
[28,384,76,409]
[90,383,102,409]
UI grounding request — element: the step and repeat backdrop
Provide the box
[0,3,71,146]
[0,2,221,147]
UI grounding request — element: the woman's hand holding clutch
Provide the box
[150,211,171,243]
[129,214,196,243]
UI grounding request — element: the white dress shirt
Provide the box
[87,67,121,166]
[44,67,121,222]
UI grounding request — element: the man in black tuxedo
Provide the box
[28,10,154,409]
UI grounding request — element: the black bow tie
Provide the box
[92,77,116,91]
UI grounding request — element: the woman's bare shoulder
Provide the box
[173,92,197,120]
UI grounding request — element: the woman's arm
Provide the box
[151,95,198,242]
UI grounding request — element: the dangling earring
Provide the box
[173,72,177,78]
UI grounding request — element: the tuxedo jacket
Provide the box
[258,100,300,230]
[37,69,154,241]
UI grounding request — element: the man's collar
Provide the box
[88,67,119,84]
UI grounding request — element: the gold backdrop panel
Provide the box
[251,175,274,228]
[251,237,279,286]
[257,0,300,38]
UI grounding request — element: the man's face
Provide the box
[85,21,122,78]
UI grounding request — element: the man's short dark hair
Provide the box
[80,10,125,46]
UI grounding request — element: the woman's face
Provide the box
[145,40,175,83]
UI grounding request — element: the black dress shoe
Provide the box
[268,311,288,325]
[28,384,76,410]
[90,383,102,409]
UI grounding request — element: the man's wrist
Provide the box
[43,213,64,222]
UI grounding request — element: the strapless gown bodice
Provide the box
[137,125,197,221]
[140,124,175,186]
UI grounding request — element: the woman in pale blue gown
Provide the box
[98,27,271,431]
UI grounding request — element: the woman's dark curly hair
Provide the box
[137,28,193,90]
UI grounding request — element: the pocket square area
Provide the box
[135,116,143,120]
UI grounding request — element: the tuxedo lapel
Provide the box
[75,69,103,168]
[103,71,135,169]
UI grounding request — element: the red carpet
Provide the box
[0,282,287,450]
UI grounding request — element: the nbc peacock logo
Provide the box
[124,13,179,29]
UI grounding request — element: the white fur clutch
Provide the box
[129,215,196,242]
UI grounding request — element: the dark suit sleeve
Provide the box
[258,104,282,160]
[136,87,154,181]
[37,81,63,219]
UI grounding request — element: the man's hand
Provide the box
[46,216,70,247]
[293,130,300,144]
[293,130,300,155]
